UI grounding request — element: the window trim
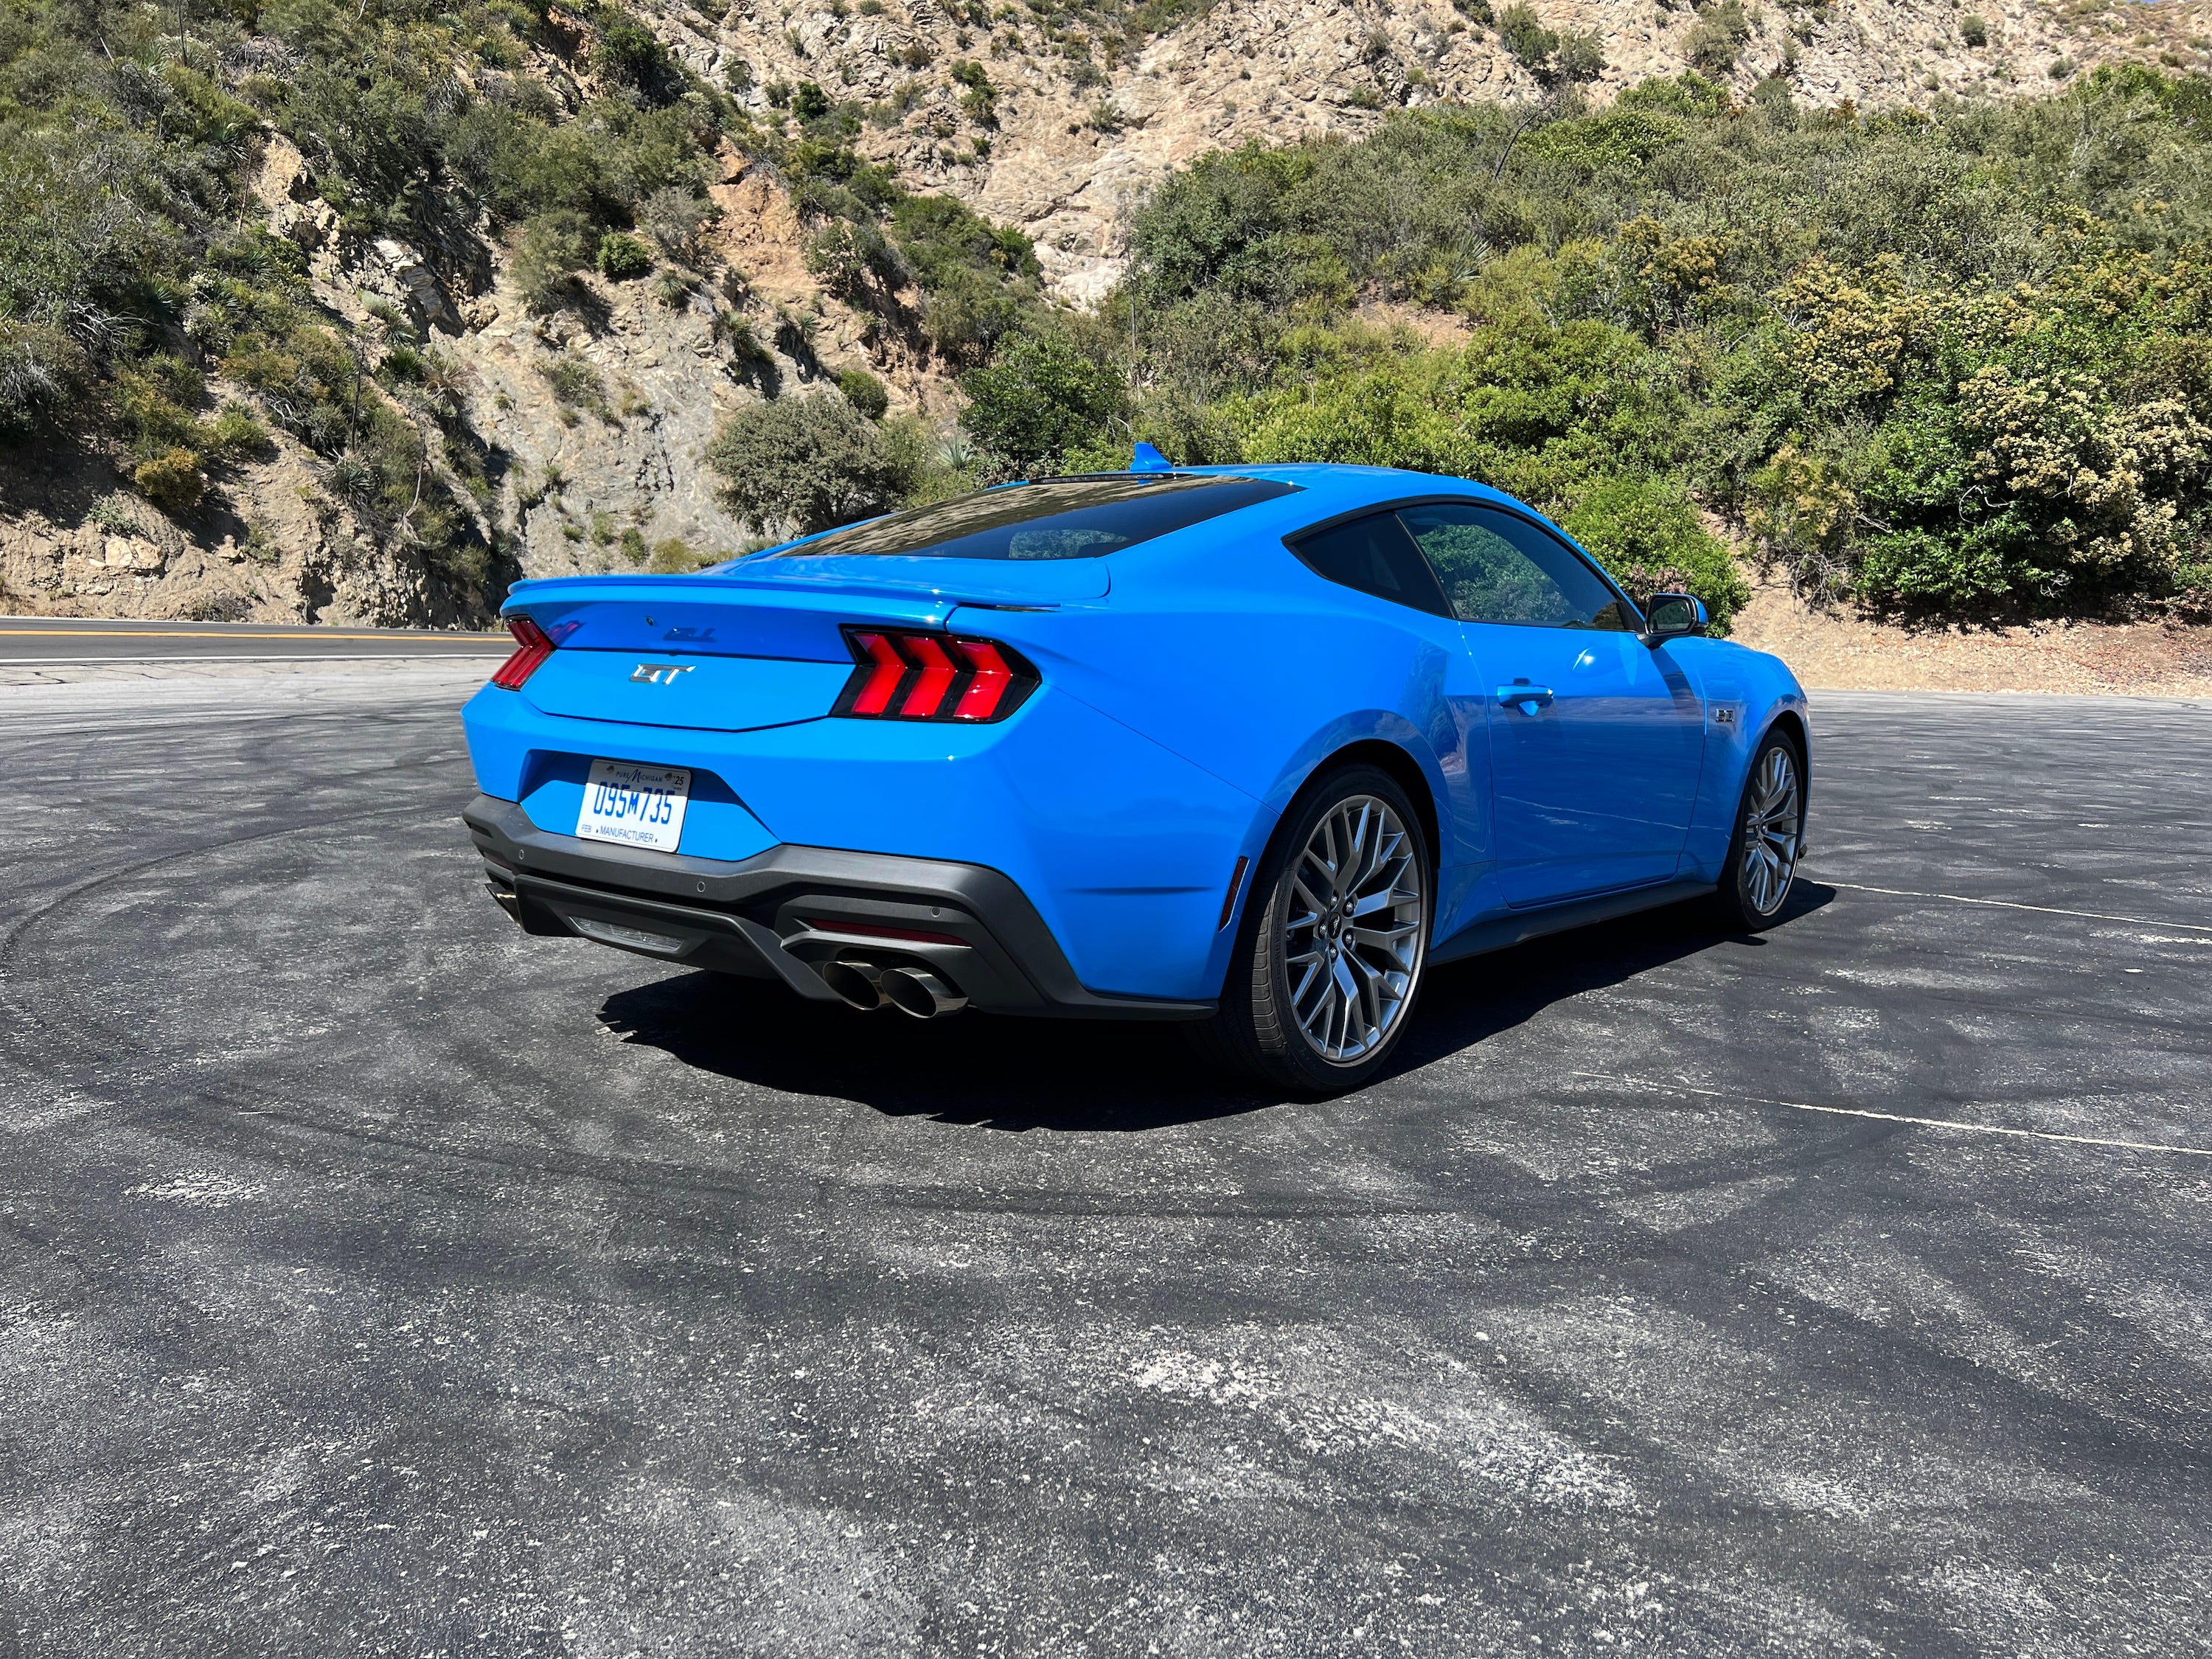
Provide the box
[1287,495,1646,631]
[1280,504,1452,619]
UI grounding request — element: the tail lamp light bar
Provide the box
[833,627,1039,723]
[490,616,555,689]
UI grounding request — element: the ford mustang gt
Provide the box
[460,456,1808,1090]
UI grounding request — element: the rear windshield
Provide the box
[770,474,1301,561]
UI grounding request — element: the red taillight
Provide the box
[900,634,959,718]
[832,628,1038,723]
[490,616,554,690]
[848,632,906,715]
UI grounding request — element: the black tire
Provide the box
[1711,727,1806,933]
[1187,764,1433,1093]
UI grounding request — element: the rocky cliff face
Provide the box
[687,0,2211,303]
[4,0,2201,624]
[0,136,919,622]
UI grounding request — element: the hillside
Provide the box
[1,0,2208,627]
[695,0,2212,302]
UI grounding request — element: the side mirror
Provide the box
[1643,592,1708,644]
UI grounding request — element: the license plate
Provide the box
[575,759,690,852]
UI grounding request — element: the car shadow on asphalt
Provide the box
[1398,882,1836,1072]
[597,883,1837,1132]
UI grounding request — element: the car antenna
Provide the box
[1129,442,1172,473]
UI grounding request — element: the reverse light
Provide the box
[833,628,1039,723]
[490,616,555,690]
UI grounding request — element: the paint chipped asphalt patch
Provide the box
[2,675,2209,1655]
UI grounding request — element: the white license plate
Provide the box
[575,759,691,852]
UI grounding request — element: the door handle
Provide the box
[1495,683,1554,714]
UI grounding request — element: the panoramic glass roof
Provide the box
[770,475,1301,562]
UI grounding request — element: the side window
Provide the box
[1398,503,1636,632]
[1287,510,1451,617]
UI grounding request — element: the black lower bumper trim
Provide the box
[462,794,1214,1020]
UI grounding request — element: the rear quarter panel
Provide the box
[959,490,1491,886]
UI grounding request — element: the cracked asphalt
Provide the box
[1,666,2208,1657]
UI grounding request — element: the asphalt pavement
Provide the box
[1,664,2208,1657]
[0,615,511,665]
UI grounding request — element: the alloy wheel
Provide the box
[1739,743,1803,917]
[1282,795,1425,1064]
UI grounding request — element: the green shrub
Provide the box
[647,536,724,572]
[1561,475,1750,632]
[133,448,206,513]
[1686,4,1751,78]
[835,367,891,420]
[0,321,92,441]
[705,392,904,532]
[805,220,900,299]
[1958,13,1989,47]
[539,353,611,420]
[597,232,655,280]
[959,332,1130,467]
[1496,4,1604,87]
[201,402,273,462]
[639,187,714,259]
[950,60,998,126]
[594,18,683,102]
[515,212,598,313]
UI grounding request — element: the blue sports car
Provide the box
[460,456,1808,1090]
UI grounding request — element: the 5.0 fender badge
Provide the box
[631,663,694,685]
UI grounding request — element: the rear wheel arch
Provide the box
[1293,740,1443,882]
[1194,757,1436,1091]
[1215,738,1441,1003]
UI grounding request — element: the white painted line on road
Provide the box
[1579,1072,2212,1158]
[1826,880,2212,936]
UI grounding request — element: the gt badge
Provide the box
[631,663,694,685]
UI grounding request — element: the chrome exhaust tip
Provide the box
[880,967,968,1020]
[820,957,890,1012]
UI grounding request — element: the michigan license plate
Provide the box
[575,759,691,852]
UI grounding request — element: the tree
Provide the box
[706,392,903,534]
[958,333,1130,469]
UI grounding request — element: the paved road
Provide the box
[3,670,2209,1657]
[0,616,510,665]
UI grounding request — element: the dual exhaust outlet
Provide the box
[819,956,968,1020]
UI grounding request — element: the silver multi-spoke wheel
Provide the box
[1737,742,1802,917]
[1282,795,1425,1064]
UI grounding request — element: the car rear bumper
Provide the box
[462,795,1215,1020]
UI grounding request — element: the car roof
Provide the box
[1174,462,1527,512]
[1158,462,1568,538]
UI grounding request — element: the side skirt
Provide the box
[1429,878,1717,966]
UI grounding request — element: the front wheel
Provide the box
[1188,765,1433,1093]
[1711,729,1804,933]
